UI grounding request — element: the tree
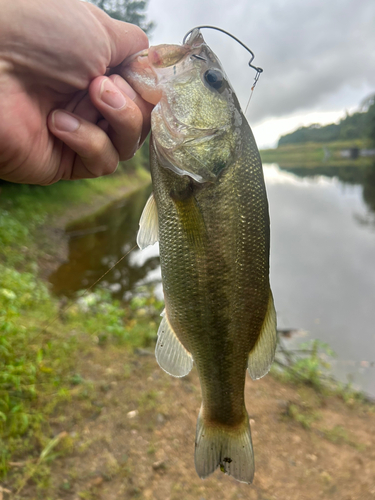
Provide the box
[364,95,375,146]
[278,95,375,147]
[89,0,154,34]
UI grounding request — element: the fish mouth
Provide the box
[124,48,149,62]
[124,43,190,69]
[121,36,206,105]
[124,28,204,68]
[121,49,160,104]
[122,43,190,84]
[122,30,219,106]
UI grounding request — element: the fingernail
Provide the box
[113,75,137,101]
[100,78,127,109]
[53,111,80,132]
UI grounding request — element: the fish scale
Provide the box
[152,135,269,434]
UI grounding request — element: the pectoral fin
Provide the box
[247,291,277,380]
[155,310,193,377]
[137,193,159,250]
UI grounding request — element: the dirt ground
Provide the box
[18,343,375,500]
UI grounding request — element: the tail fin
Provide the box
[194,407,254,484]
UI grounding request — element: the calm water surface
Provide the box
[265,165,375,398]
[49,165,375,398]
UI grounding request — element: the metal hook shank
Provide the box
[182,25,263,75]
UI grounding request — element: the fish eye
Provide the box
[204,69,224,90]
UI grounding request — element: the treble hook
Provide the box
[182,25,263,88]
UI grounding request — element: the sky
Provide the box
[145,0,375,148]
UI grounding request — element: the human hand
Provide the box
[0,0,153,184]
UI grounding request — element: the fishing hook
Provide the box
[182,25,263,88]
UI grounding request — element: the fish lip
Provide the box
[123,44,189,74]
[121,49,159,86]
[122,42,204,86]
[122,49,149,67]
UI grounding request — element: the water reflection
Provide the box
[362,163,375,223]
[50,164,375,398]
[265,164,375,397]
[49,186,160,299]
[283,162,375,218]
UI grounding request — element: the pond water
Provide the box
[49,186,161,300]
[49,164,375,398]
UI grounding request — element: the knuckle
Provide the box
[83,133,108,159]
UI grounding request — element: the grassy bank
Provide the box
[260,139,374,168]
[0,158,161,492]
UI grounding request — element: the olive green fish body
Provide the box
[124,29,277,483]
[151,128,270,423]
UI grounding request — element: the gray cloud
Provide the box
[146,0,375,123]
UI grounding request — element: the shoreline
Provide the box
[35,170,151,281]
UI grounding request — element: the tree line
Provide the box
[278,94,375,147]
[89,0,154,33]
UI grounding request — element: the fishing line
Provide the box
[12,243,141,401]
[23,244,138,361]
[14,243,139,385]
[244,70,262,115]
[183,25,263,114]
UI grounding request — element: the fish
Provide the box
[123,29,277,484]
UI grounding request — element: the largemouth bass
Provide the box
[124,29,277,484]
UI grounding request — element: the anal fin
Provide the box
[247,291,277,380]
[155,310,193,377]
[137,193,159,250]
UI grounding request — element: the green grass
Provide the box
[0,154,159,486]
[0,269,162,483]
[260,139,373,168]
[284,402,320,430]
[322,425,365,450]
[272,337,373,409]
[272,339,335,393]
